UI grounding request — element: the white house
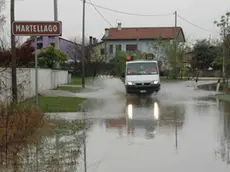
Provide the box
[102,23,186,62]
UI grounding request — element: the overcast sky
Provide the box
[3,0,230,42]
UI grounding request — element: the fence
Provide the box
[0,68,70,103]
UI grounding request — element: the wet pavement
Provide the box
[3,78,230,171]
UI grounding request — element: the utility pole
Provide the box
[81,0,86,88]
[174,11,178,71]
[223,25,226,86]
[54,0,59,49]
[10,0,17,103]
[83,113,87,172]
[34,36,38,108]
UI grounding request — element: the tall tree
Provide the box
[214,12,230,86]
[0,0,5,28]
[153,39,190,79]
[192,39,217,70]
[0,0,5,51]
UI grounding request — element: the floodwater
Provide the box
[76,80,230,172]
[2,78,230,172]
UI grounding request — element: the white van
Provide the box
[122,60,160,95]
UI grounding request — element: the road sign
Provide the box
[12,21,62,36]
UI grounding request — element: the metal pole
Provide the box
[174,11,177,62]
[175,112,178,150]
[81,0,86,88]
[83,114,87,172]
[54,0,59,49]
[223,25,226,86]
[11,0,17,103]
[35,36,38,108]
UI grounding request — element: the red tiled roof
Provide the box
[102,27,184,40]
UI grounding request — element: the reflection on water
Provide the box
[217,101,230,164]
[3,95,230,171]
[0,119,86,172]
[105,96,185,141]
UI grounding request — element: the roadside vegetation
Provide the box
[217,94,230,102]
[20,96,86,112]
[71,76,93,85]
[56,85,92,93]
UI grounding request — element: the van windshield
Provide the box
[126,62,158,75]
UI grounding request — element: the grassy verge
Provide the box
[217,94,230,102]
[20,96,86,112]
[56,86,92,93]
[160,77,188,82]
[71,76,92,85]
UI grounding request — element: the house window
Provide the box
[37,43,43,49]
[100,48,105,55]
[116,45,121,52]
[126,44,137,52]
[109,45,113,54]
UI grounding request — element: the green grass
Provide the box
[160,77,187,82]
[217,94,230,102]
[20,96,86,112]
[71,76,92,85]
[56,86,92,93]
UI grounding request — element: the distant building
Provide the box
[88,36,105,62]
[27,36,83,62]
[27,36,106,63]
[102,23,186,62]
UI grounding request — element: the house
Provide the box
[28,36,105,63]
[102,23,186,62]
[27,36,83,61]
[89,36,105,62]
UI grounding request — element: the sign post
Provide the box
[12,21,62,108]
[34,36,38,108]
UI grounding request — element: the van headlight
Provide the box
[151,80,159,84]
[127,81,134,85]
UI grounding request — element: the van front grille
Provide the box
[135,83,150,86]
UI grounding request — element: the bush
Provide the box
[0,104,44,165]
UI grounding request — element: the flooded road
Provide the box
[2,79,230,171]
[75,80,230,172]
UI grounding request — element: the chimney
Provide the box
[93,37,97,44]
[118,23,121,30]
[89,36,93,45]
[105,28,109,37]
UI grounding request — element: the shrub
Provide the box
[0,104,44,165]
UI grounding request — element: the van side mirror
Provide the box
[121,72,125,78]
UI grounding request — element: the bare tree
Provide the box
[68,37,83,63]
[0,0,5,51]
[66,37,91,75]
[0,0,5,28]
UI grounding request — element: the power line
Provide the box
[87,0,113,27]
[82,0,173,17]
[177,15,211,32]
